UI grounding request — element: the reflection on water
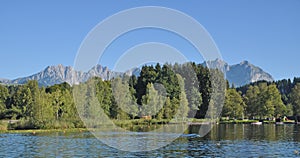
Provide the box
[0,124,300,157]
[197,124,300,142]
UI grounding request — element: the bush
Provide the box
[9,119,35,130]
[38,120,77,129]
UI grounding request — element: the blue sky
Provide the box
[0,0,299,80]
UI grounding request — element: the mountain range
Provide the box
[0,60,273,87]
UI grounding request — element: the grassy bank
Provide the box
[219,120,261,124]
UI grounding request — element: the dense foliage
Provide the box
[235,78,300,119]
[0,63,299,129]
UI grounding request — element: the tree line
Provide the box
[0,62,300,129]
[232,78,300,119]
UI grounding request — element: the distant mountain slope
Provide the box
[10,64,123,86]
[3,60,274,87]
[204,59,274,87]
[0,78,10,84]
[227,61,273,87]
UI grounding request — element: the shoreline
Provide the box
[1,119,299,133]
[0,128,89,134]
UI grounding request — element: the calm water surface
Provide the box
[1,124,300,157]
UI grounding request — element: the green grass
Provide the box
[113,119,171,125]
[219,120,260,124]
[112,119,172,132]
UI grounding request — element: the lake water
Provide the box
[1,124,300,157]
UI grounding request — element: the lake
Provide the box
[1,124,300,157]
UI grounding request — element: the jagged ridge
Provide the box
[3,60,273,87]
[204,59,274,87]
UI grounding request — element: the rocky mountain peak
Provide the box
[203,59,273,87]
[3,60,274,87]
[240,60,250,65]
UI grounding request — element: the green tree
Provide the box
[192,63,211,119]
[173,63,201,118]
[268,84,286,118]
[160,64,180,100]
[46,82,79,126]
[245,85,260,118]
[245,83,285,119]
[222,88,245,119]
[11,85,33,119]
[207,69,226,119]
[285,103,293,116]
[73,83,88,120]
[141,83,164,118]
[31,87,55,128]
[163,97,172,119]
[112,78,138,119]
[290,83,300,116]
[80,78,108,126]
[136,66,158,105]
[25,80,42,123]
[176,74,189,120]
[59,90,77,121]
[39,88,55,120]
[50,89,63,120]
[156,107,164,120]
[95,78,113,116]
[188,87,202,118]
[258,83,274,118]
[0,85,8,118]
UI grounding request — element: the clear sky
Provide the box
[0,0,299,80]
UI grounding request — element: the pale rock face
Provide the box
[0,78,10,84]
[4,60,273,87]
[9,65,122,86]
[204,59,273,87]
